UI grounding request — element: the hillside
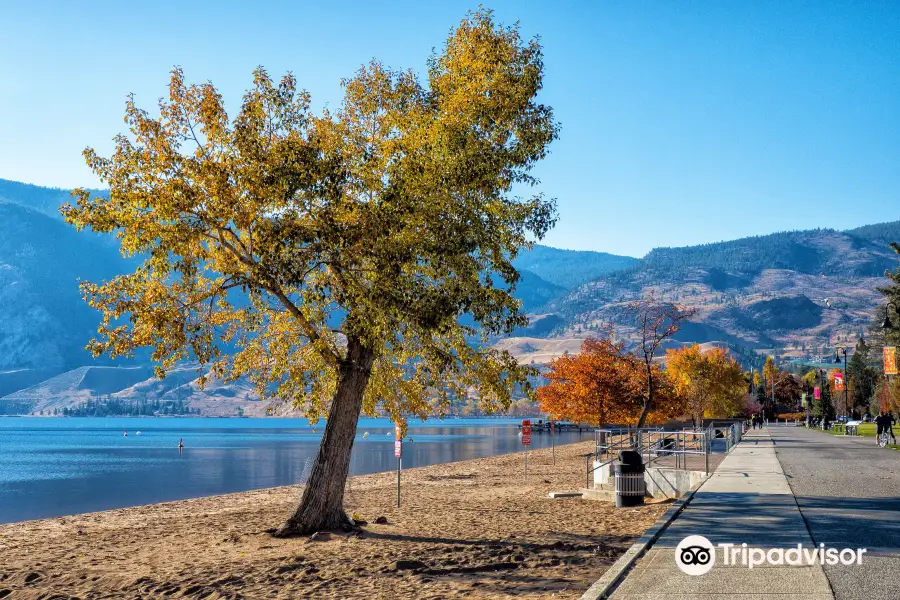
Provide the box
[0,364,277,417]
[0,178,105,221]
[512,244,639,288]
[846,220,900,248]
[539,227,897,362]
[512,269,567,312]
[0,200,135,371]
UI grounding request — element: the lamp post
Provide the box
[817,368,828,426]
[835,347,848,418]
[882,303,898,415]
[805,379,811,425]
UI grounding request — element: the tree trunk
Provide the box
[274,335,376,537]
[635,366,653,430]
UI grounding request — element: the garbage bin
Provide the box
[614,450,645,508]
[658,437,676,456]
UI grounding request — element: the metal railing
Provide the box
[594,427,663,461]
[642,428,710,475]
[586,422,744,487]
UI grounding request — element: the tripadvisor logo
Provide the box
[676,535,715,575]
[675,535,867,575]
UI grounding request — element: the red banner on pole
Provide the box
[521,419,531,446]
[814,386,821,400]
[834,372,845,391]
[394,440,402,458]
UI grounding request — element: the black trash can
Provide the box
[614,450,645,508]
[659,437,676,456]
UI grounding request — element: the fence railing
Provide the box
[588,422,744,486]
[642,428,711,474]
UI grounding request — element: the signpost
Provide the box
[395,425,402,508]
[550,419,556,465]
[521,419,531,479]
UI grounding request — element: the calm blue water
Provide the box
[0,417,588,523]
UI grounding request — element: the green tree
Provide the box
[809,371,835,421]
[847,337,876,417]
[62,10,558,535]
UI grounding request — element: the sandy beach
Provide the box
[0,440,669,599]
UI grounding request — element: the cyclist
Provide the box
[875,412,895,446]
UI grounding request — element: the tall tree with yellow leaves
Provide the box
[665,345,746,425]
[761,356,777,405]
[61,9,559,536]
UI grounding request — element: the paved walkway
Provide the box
[610,428,833,599]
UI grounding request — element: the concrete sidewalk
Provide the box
[609,429,833,599]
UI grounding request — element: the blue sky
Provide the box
[2,1,898,257]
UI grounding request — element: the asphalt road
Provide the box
[770,424,900,600]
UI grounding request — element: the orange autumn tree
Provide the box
[537,337,681,426]
[665,345,746,425]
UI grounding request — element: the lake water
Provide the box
[0,417,589,523]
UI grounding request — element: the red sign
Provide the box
[814,386,821,400]
[394,440,402,458]
[521,419,531,446]
[834,372,845,391]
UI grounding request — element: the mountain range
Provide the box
[1,177,898,414]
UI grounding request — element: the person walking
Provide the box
[887,412,898,445]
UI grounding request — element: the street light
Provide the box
[882,303,898,416]
[882,302,898,331]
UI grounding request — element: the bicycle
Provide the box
[878,430,891,448]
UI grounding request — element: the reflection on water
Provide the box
[0,417,589,523]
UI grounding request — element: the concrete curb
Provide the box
[578,481,703,600]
